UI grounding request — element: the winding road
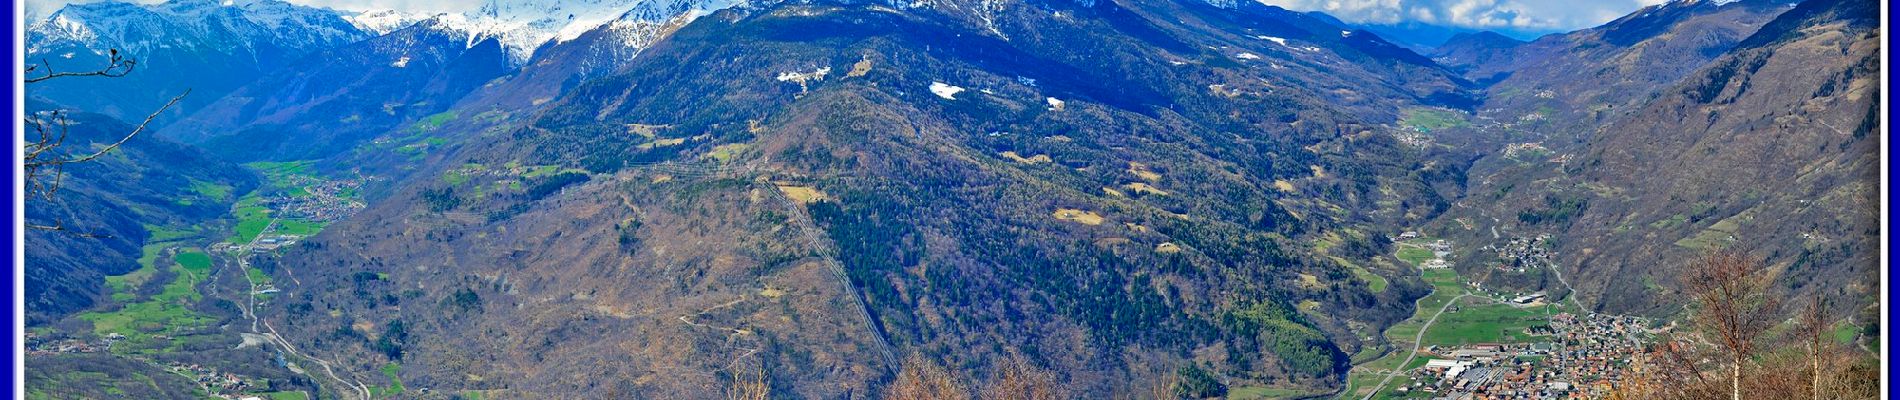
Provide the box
[223,217,372,400]
[1360,293,1473,400]
[264,320,372,400]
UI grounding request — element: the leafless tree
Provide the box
[1680,250,1781,400]
[724,364,769,400]
[23,48,189,235]
[1610,335,1722,399]
[980,354,1060,400]
[1798,294,1831,400]
[1147,367,1182,400]
[883,354,970,400]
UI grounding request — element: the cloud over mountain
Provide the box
[36,0,1668,32]
[1259,0,1668,31]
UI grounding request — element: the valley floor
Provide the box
[1337,236,1655,400]
[26,163,378,400]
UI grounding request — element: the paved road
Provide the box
[1545,261,1585,311]
[234,218,279,332]
[1360,293,1473,400]
[264,320,371,400]
[227,218,371,400]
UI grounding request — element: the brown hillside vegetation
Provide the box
[256,0,1484,397]
[1610,250,1877,399]
[1430,0,1880,317]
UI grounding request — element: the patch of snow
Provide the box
[390,56,410,68]
[345,9,424,35]
[776,67,831,82]
[1255,35,1287,46]
[930,82,965,100]
[776,66,831,92]
[1046,97,1065,110]
[414,0,749,65]
[1235,52,1260,60]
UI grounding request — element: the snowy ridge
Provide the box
[601,0,747,48]
[345,9,426,35]
[410,0,750,65]
[28,0,367,56]
[28,0,755,71]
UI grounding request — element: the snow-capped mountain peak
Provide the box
[404,0,749,65]
[345,9,427,35]
[28,0,368,56]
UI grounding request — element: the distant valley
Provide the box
[20,0,1881,398]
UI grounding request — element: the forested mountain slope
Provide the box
[255,0,1478,396]
[1433,0,1879,315]
[160,18,513,161]
[24,104,259,325]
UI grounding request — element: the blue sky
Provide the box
[28,0,1667,33]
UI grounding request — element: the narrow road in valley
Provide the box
[236,218,280,332]
[228,217,370,400]
[1361,293,1473,400]
[1545,262,1584,311]
[264,320,372,400]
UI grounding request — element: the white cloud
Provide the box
[1259,0,1670,31]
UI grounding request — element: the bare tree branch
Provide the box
[25,89,189,169]
[22,48,188,237]
[1680,250,1781,400]
[25,49,136,83]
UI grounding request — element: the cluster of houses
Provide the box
[23,332,119,355]
[1394,129,1434,148]
[1501,142,1553,161]
[260,176,365,222]
[1396,342,1579,399]
[1545,313,1652,383]
[1390,312,1655,399]
[1481,235,1556,273]
[165,361,260,397]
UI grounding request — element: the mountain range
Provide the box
[21,0,1881,397]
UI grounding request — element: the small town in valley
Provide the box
[1348,233,1662,399]
[1388,312,1657,399]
